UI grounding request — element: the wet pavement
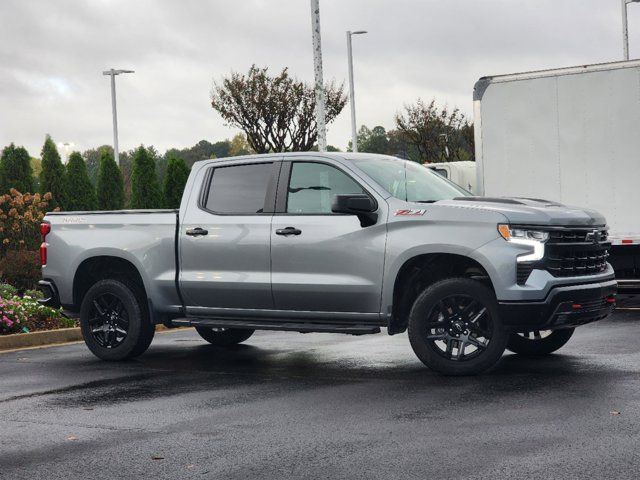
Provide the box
[1,311,640,479]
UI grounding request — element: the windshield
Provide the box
[352,157,470,202]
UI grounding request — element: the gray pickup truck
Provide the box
[39,153,616,375]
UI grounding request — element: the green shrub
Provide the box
[130,146,163,209]
[40,135,66,210]
[96,149,124,210]
[163,154,190,208]
[0,283,17,298]
[0,250,41,291]
[0,143,34,194]
[24,288,43,300]
[65,152,97,211]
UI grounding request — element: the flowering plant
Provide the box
[0,289,72,335]
[0,189,57,256]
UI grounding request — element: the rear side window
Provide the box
[287,162,365,214]
[205,163,273,214]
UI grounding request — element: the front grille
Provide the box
[548,228,608,244]
[546,248,609,277]
[545,227,609,277]
[515,226,610,285]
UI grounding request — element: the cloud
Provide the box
[0,0,637,156]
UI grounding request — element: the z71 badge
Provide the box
[395,209,427,216]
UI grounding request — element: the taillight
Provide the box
[40,222,50,266]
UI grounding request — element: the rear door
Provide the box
[179,159,281,314]
[270,158,387,314]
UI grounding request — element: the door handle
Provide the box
[186,227,208,236]
[275,227,302,236]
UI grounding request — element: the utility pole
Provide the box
[310,0,326,152]
[622,0,640,60]
[102,68,134,165]
[346,30,367,152]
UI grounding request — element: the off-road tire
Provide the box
[507,328,574,356]
[80,279,155,361]
[408,278,508,376]
[195,327,255,346]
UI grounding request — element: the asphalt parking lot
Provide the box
[1,310,640,480]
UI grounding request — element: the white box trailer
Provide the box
[473,59,640,290]
[426,160,477,194]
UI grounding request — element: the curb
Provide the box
[0,324,185,352]
[0,327,83,351]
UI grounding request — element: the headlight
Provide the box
[498,224,548,262]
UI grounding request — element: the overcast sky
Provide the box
[1,0,639,157]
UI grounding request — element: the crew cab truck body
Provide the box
[39,153,616,375]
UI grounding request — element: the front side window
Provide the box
[205,162,273,214]
[287,162,365,214]
[353,157,468,202]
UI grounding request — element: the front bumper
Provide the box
[498,279,617,331]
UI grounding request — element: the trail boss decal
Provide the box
[395,209,427,216]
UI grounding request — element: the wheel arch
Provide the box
[72,255,149,316]
[387,252,495,335]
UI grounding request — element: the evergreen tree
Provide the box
[40,135,66,208]
[65,152,97,211]
[96,149,124,210]
[0,143,34,193]
[163,154,190,209]
[130,146,162,209]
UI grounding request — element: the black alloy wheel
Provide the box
[507,328,575,355]
[408,278,508,375]
[424,294,493,362]
[195,326,255,346]
[80,279,155,361]
[88,293,129,349]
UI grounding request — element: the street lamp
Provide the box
[102,68,134,165]
[347,30,367,153]
[622,0,640,60]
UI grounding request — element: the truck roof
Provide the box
[193,151,404,165]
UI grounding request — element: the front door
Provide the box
[270,159,387,314]
[180,160,280,313]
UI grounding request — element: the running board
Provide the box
[171,318,381,335]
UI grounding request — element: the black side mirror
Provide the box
[331,194,378,227]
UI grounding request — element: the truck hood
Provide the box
[435,197,606,226]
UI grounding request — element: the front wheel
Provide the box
[507,328,574,356]
[195,327,255,346]
[408,278,508,376]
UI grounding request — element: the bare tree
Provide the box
[395,99,472,162]
[211,65,347,153]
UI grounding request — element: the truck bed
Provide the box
[42,209,182,315]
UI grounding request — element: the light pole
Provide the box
[102,68,134,165]
[310,0,327,152]
[623,0,640,60]
[347,30,367,153]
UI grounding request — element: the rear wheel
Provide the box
[80,279,155,361]
[408,278,508,376]
[195,327,254,346]
[507,328,574,356]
